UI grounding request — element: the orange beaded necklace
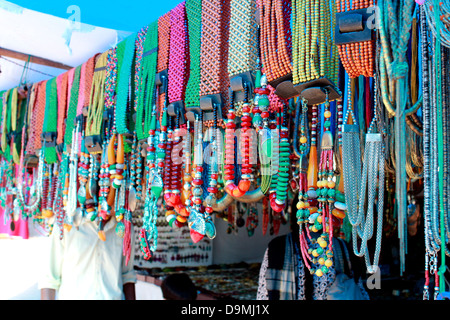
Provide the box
[336,0,375,78]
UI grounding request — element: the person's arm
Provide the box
[40,288,56,300]
[38,225,65,299]
[123,282,136,300]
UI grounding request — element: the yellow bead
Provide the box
[324,110,332,118]
[311,226,318,233]
[318,257,325,265]
[300,136,307,144]
[327,180,336,189]
[297,201,305,209]
[319,240,328,248]
[315,269,323,277]
[312,250,319,257]
[317,215,323,223]
[325,259,333,268]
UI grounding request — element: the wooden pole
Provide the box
[0,47,73,70]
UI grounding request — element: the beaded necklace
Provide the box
[269,100,290,213]
[336,0,375,78]
[96,48,118,226]
[188,112,213,243]
[259,0,292,84]
[379,0,417,275]
[115,34,137,152]
[139,104,160,259]
[164,2,190,223]
[224,91,252,198]
[15,121,42,217]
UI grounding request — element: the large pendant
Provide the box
[128,186,137,212]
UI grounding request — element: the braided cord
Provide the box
[259,0,292,83]
[85,51,108,137]
[184,0,203,108]
[168,1,189,104]
[64,65,81,149]
[43,78,58,164]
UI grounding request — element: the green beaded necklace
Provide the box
[115,33,137,144]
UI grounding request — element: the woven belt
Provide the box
[184,0,203,111]
[228,0,259,114]
[135,22,158,141]
[199,0,231,125]
[56,71,69,148]
[42,78,58,164]
[85,51,108,138]
[168,1,189,105]
[64,65,81,150]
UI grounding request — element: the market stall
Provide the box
[0,0,449,301]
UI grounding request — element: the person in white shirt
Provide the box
[38,217,137,300]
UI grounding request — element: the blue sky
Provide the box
[8,0,183,32]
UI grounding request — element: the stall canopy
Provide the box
[0,0,179,91]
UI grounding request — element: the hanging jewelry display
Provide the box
[379,0,421,275]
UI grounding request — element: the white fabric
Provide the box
[38,218,136,300]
